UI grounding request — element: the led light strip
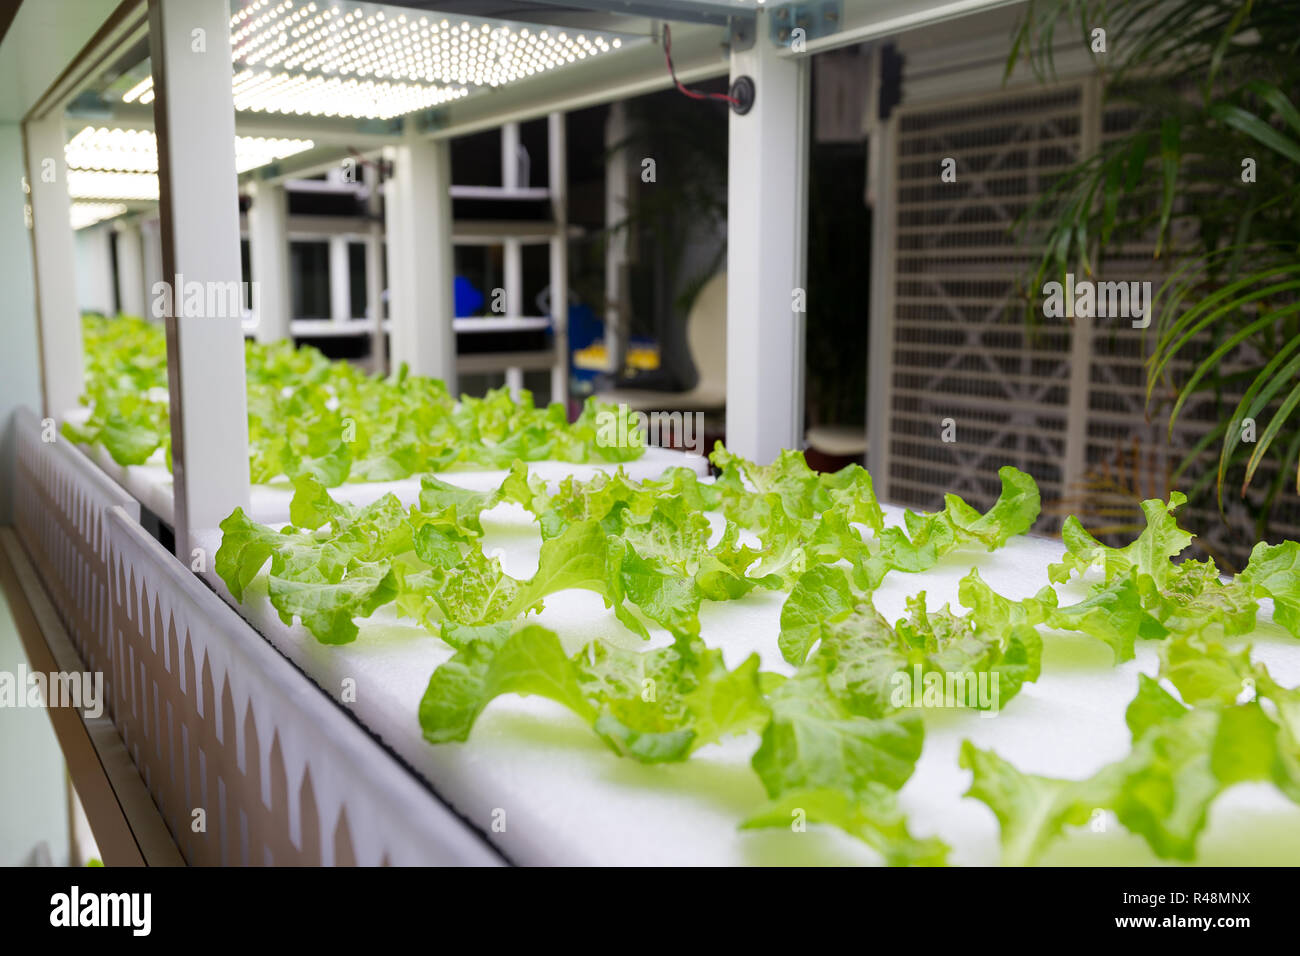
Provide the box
[232,69,467,120]
[70,202,129,230]
[65,127,157,172]
[121,76,155,104]
[234,5,621,85]
[67,170,159,201]
[121,0,631,121]
[65,127,315,200]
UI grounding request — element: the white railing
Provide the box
[105,506,501,866]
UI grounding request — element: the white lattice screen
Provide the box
[878,79,1300,568]
[883,83,1084,530]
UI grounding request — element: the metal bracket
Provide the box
[728,14,757,52]
[769,1,842,49]
[410,109,448,136]
[358,115,408,137]
[65,90,113,120]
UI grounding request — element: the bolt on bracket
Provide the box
[769,0,842,49]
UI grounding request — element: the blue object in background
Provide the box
[567,302,601,350]
[454,276,484,317]
[568,302,606,395]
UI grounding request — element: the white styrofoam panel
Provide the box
[195,500,1300,867]
[65,415,708,526]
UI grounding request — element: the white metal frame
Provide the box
[724,29,810,463]
[388,133,457,387]
[32,0,1027,430]
[113,218,147,317]
[786,0,1024,58]
[548,111,570,404]
[247,179,292,342]
[364,159,386,373]
[502,123,526,395]
[25,112,84,418]
[603,100,631,375]
[147,0,250,557]
[76,223,116,315]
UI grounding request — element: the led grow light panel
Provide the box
[121,0,638,121]
[66,126,314,174]
[64,126,314,201]
[70,202,128,230]
[230,68,466,119]
[67,169,159,201]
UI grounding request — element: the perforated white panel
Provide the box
[884,85,1083,528]
[879,81,1300,568]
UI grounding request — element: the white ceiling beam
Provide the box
[780,0,1025,57]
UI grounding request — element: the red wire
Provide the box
[664,23,739,106]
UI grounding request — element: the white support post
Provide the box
[76,224,116,316]
[388,136,456,388]
[501,122,524,394]
[725,32,810,463]
[866,112,898,496]
[604,101,629,374]
[548,111,569,408]
[501,122,522,190]
[141,215,163,315]
[24,112,83,419]
[503,241,523,318]
[329,235,352,323]
[149,0,250,556]
[383,145,407,372]
[247,179,291,342]
[114,219,147,318]
[503,236,523,395]
[365,159,386,375]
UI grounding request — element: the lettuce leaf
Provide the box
[69,316,648,484]
[1241,540,1300,637]
[418,625,767,762]
[963,644,1300,864]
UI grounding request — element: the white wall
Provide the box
[0,585,71,866]
[0,122,42,522]
[0,121,70,866]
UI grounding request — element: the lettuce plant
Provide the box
[64,315,644,482]
[213,438,1300,865]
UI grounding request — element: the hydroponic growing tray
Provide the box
[67,423,707,527]
[195,498,1300,866]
